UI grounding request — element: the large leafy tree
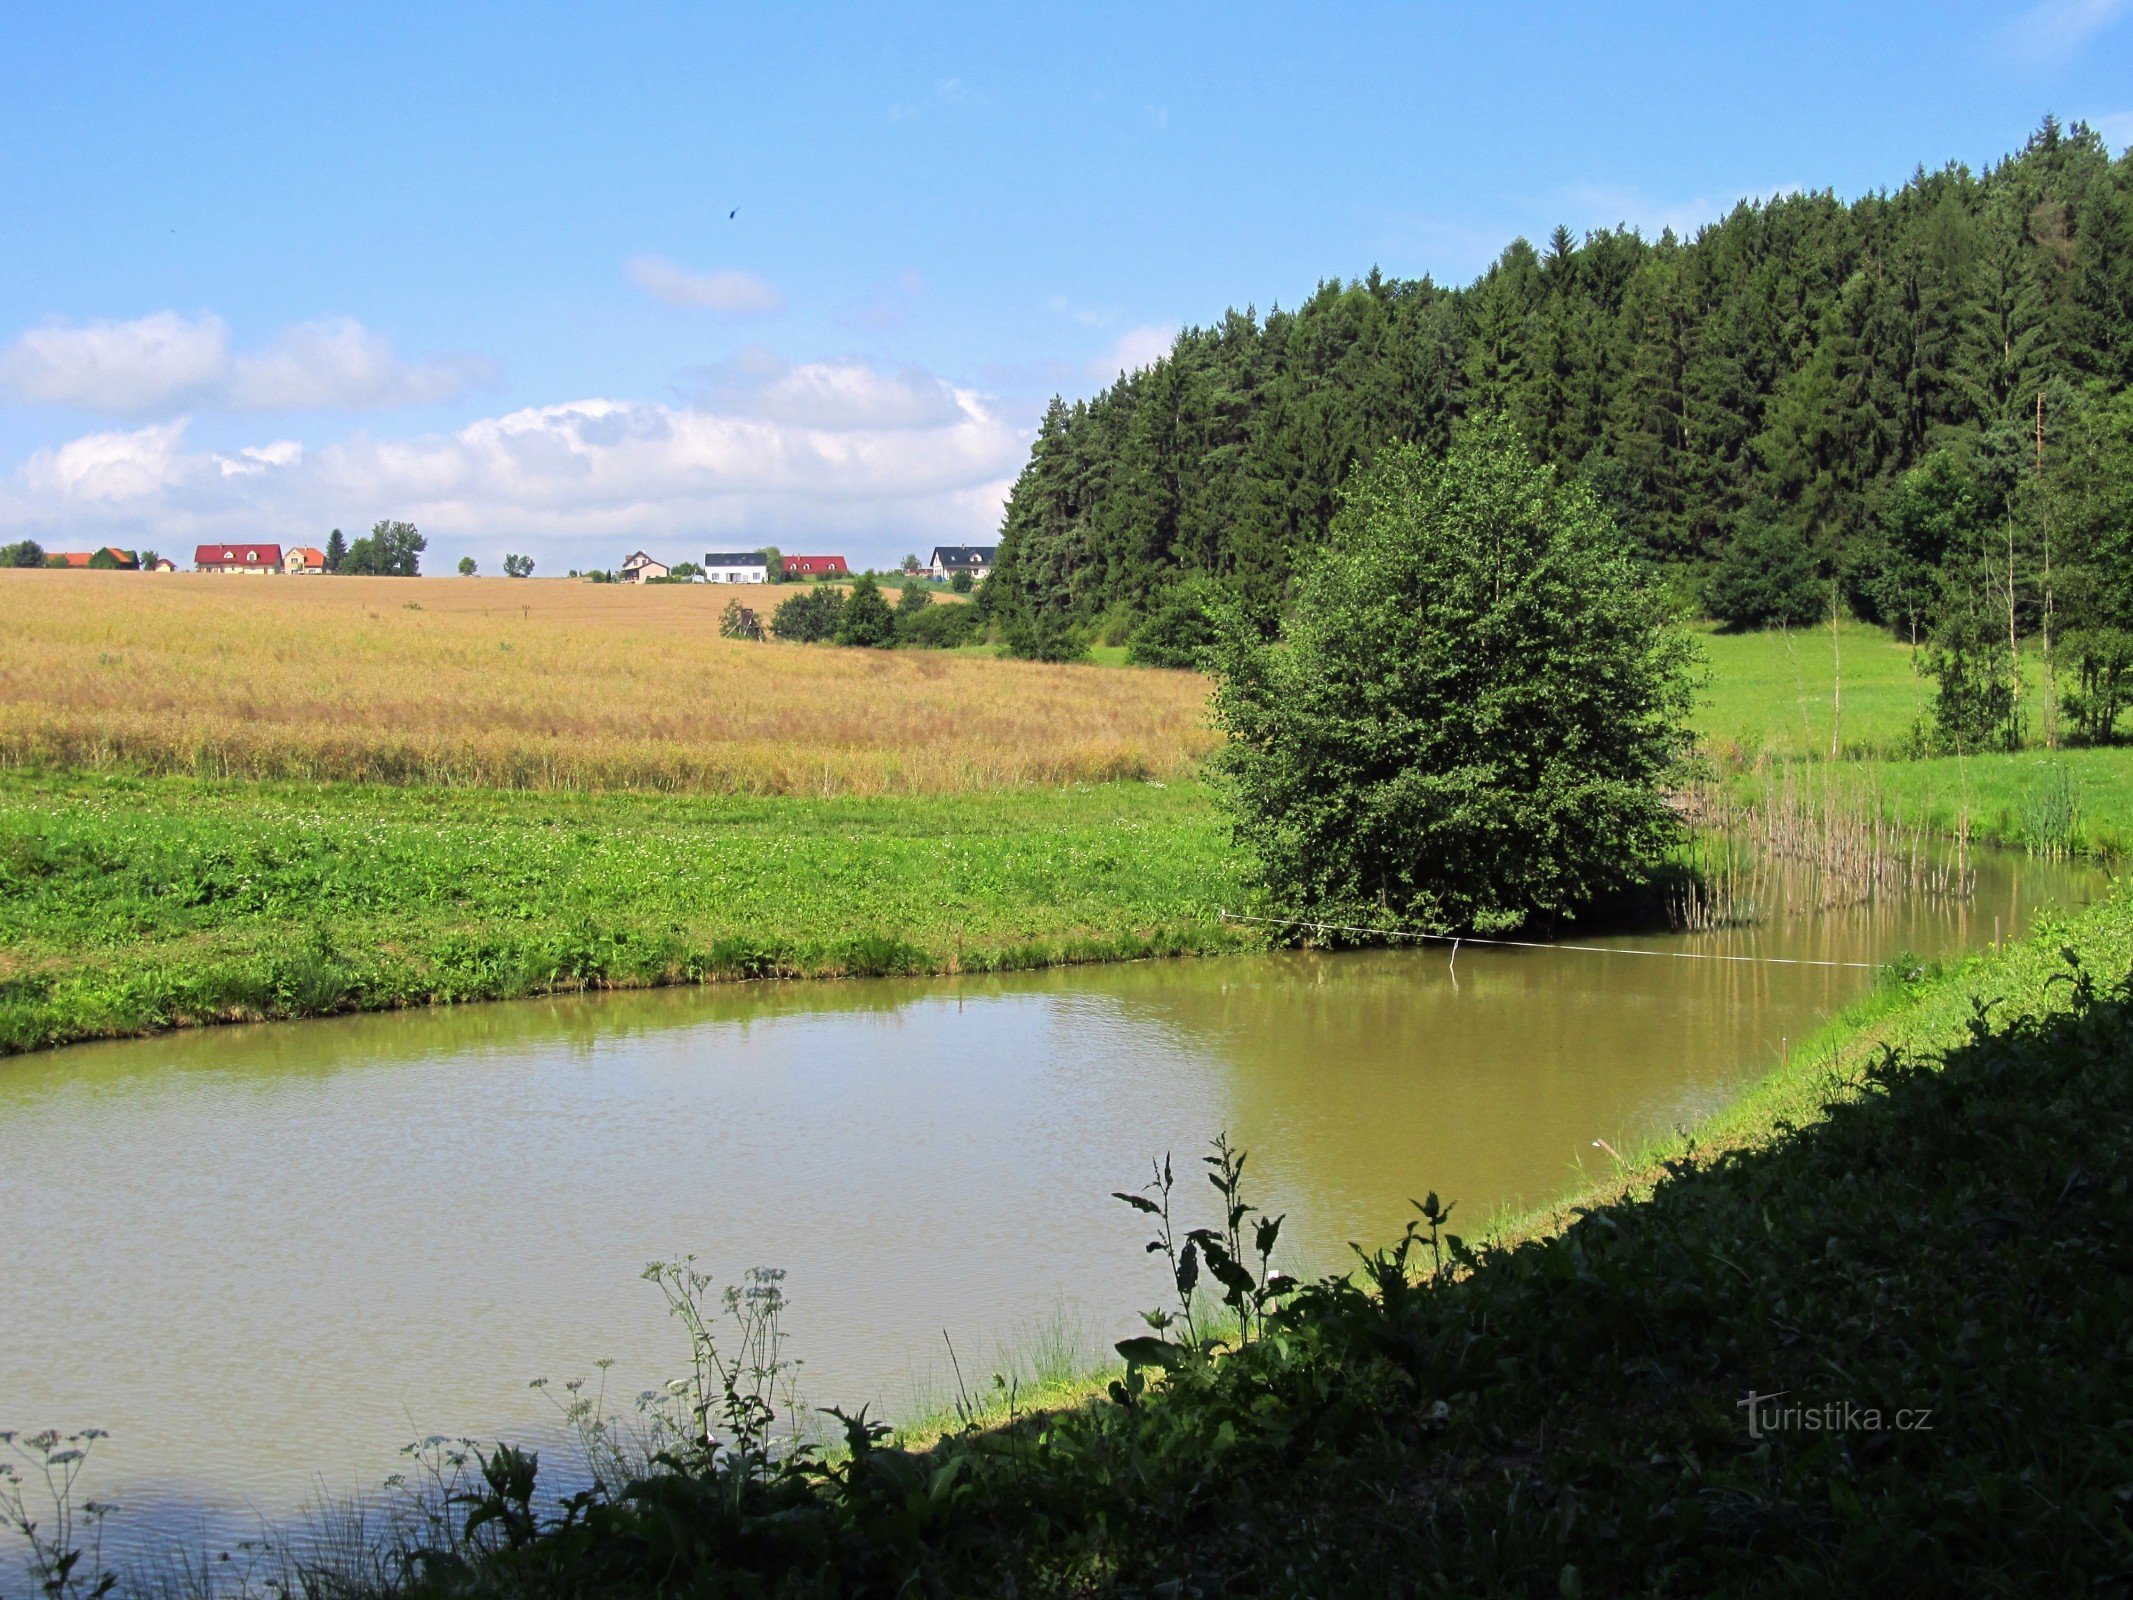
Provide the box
[343,520,426,576]
[1210,418,1698,936]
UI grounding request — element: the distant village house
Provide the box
[50,547,140,570]
[620,550,670,583]
[702,551,770,584]
[284,546,327,574]
[928,545,996,582]
[780,555,848,578]
[195,543,284,574]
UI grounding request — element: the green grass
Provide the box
[0,770,1251,1056]
[205,881,2133,1597]
[1692,618,1942,758]
[1691,620,2133,858]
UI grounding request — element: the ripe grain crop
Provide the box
[0,573,1216,794]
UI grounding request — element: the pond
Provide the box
[0,846,2103,1562]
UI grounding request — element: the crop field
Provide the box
[0,572,1214,794]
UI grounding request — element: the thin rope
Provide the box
[1217,910,1882,970]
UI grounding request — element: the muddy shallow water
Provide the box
[0,846,2102,1558]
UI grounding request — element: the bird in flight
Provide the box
[728,208,738,219]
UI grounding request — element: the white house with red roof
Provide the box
[195,542,283,574]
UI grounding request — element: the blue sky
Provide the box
[1,1,2127,574]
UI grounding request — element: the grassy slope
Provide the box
[0,773,1248,1055]
[1697,621,2133,857]
[365,883,2133,1598]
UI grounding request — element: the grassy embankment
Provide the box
[137,878,2124,1597]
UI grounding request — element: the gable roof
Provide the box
[703,551,770,567]
[782,555,848,572]
[929,545,997,570]
[620,550,665,569]
[194,543,283,567]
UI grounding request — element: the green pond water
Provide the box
[0,847,2104,1559]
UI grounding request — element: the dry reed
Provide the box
[1671,767,1974,931]
[0,572,1217,795]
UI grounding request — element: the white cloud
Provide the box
[20,420,189,503]
[2,313,227,413]
[226,321,496,410]
[0,312,496,416]
[0,357,1026,568]
[1087,324,1175,381]
[2001,0,2127,64]
[626,255,785,313]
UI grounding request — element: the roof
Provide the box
[703,551,770,566]
[620,549,663,567]
[929,545,997,570]
[52,551,93,567]
[194,543,284,566]
[288,546,325,563]
[782,554,848,570]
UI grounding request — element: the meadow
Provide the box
[0,772,1246,1055]
[0,572,1213,794]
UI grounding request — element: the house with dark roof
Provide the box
[702,551,769,584]
[195,543,283,574]
[927,545,996,581]
[620,550,670,583]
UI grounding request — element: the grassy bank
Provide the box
[114,877,2124,1597]
[0,770,1249,1056]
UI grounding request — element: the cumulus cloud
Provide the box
[1088,324,1176,381]
[0,357,1025,566]
[20,420,190,503]
[626,255,785,313]
[0,312,496,416]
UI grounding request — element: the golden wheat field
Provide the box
[0,572,1215,794]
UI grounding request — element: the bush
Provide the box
[1704,505,1825,630]
[899,601,983,650]
[1127,581,1220,669]
[1211,418,1697,935]
[1920,584,2020,753]
[770,586,845,642]
[0,540,47,568]
[2060,625,2133,744]
[834,574,898,649]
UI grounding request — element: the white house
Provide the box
[927,545,996,582]
[703,551,770,584]
[620,551,670,583]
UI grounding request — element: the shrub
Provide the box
[834,574,898,649]
[899,601,982,650]
[770,586,845,642]
[1127,581,1220,669]
[1211,417,1697,935]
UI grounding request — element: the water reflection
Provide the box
[0,847,2102,1559]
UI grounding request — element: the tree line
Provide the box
[985,119,2133,740]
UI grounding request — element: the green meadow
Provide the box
[0,773,1247,1056]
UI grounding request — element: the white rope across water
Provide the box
[1216,910,1884,971]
